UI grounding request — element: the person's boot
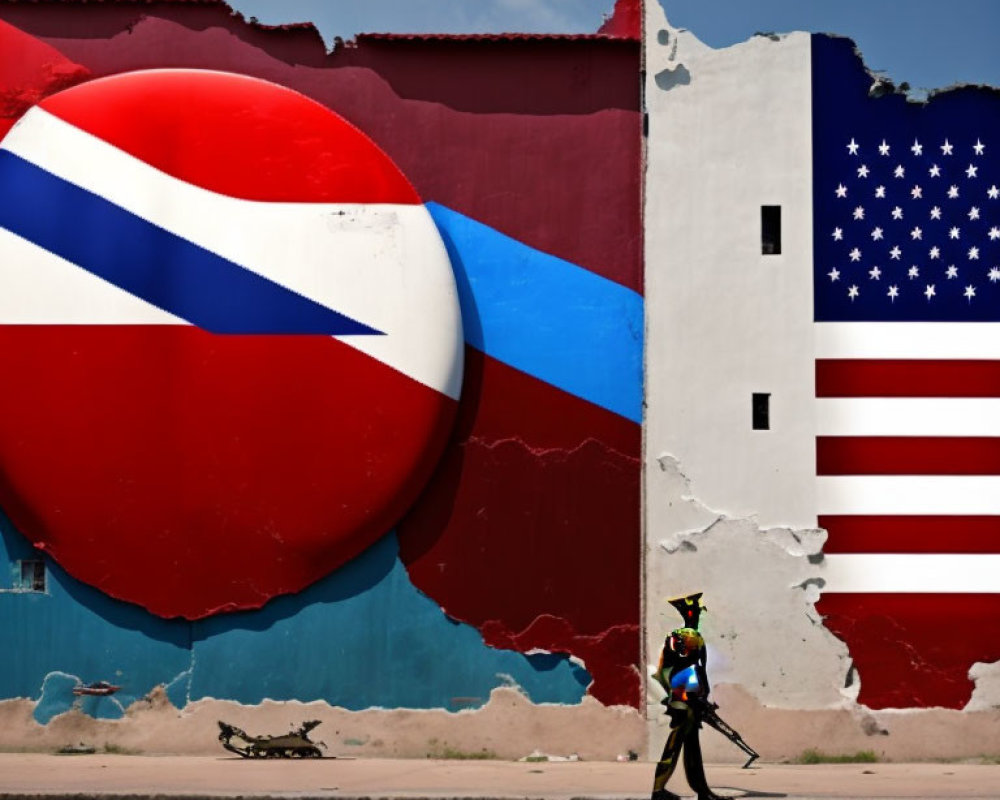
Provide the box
[697,792,725,800]
[650,791,681,800]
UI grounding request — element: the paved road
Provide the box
[0,755,998,799]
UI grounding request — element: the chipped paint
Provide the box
[0,0,642,750]
[646,455,852,712]
[644,0,1000,759]
[0,687,646,759]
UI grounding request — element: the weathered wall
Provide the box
[0,0,644,755]
[644,0,1000,762]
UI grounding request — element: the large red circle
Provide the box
[0,70,463,618]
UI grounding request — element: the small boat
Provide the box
[72,681,121,696]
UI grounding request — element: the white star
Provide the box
[869,266,882,280]
[929,246,941,259]
[848,284,860,300]
[835,183,848,198]
[924,284,936,300]
[930,206,942,220]
[888,284,899,301]
[969,246,980,260]
[948,185,960,199]
[965,285,977,301]
[911,139,923,156]
[871,226,884,240]
[967,164,979,178]
[858,164,870,178]
[908,265,920,278]
[946,265,959,279]
[942,139,954,155]
[892,206,904,220]
[911,226,923,240]
[929,164,942,178]
[911,185,923,199]
[974,139,986,156]
[832,227,844,241]
[875,185,886,198]
[849,248,862,262]
[949,227,961,240]
[853,206,865,220]
[889,245,902,260]
[879,140,891,156]
[989,227,1000,241]
[828,267,841,282]
[989,185,1000,200]
[894,164,906,178]
[990,267,1000,283]
[969,206,981,220]
[847,138,860,156]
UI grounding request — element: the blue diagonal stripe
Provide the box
[0,150,382,336]
[427,202,643,423]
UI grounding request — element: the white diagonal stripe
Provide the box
[0,107,463,399]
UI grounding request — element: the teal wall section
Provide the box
[0,516,589,721]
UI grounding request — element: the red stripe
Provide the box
[817,436,1000,475]
[816,359,1000,397]
[0,325,455,619]
[820,515,1000,553]
[816,593,1000,709]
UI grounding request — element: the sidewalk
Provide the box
[1,755,999,800]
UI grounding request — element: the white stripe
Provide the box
[1,108,463,399]
[0,228,183,324]
[817,398,1000,437]
[822,553,1000,593]
[817,475,1000,515]
[816,321,1000,360]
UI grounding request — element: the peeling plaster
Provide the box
[647,454,853,712]
[653,64,690,91]
[0,687,645,760]
[966,661,1000,711]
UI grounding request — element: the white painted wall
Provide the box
[644,10,817,531]
[643,3,853,723]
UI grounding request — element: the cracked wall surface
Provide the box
[0,0,644,751]
[644,0,1000,758]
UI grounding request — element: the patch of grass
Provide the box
[797,748,879,764]
[426,741,497,760]
[102,743,141,755]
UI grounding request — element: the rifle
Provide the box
[695,702,759,769]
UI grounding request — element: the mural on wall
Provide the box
[644,0,1000,747]
[811,33,1000,710]
[0,0,643,724]
[0,67,464,618]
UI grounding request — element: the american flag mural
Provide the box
[812,35,1000,708]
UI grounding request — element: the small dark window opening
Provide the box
[18,559,45,592]
[752,393,771,430]
[761,205,782,254]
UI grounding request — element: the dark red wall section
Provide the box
[398,349,641,706]
[2,1,642,292]
[818,593,1000,709]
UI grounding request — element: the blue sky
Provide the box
[226,0,1000,93]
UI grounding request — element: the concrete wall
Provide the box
[644,0,1000,762]
[0,0,644,757]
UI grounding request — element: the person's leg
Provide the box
[650,706,692,800]
[682,727,722,800]
[650,723,683,799]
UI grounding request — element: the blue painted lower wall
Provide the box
[0,515,589,723]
